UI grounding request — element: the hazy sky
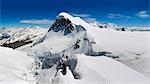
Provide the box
[1,0,150,27]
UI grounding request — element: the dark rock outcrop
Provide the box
[48,15,86,35]
[1,37,32,49]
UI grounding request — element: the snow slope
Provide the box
[72,54,150,84]
[89,28,150,77]
[0,47,149,84]
[35,54,150,84]
[0,47,35,84]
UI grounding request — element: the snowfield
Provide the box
[0,12,150,84]
[72,54,150,84]
[0,47,35,84]
[0,47,149,84]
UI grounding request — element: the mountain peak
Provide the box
[58,12,74,20]
[47,12,86,35]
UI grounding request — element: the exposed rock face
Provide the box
[2,37,32,49]
[48,15,86,35]
[0,27,47,49]
[0,33,10,40]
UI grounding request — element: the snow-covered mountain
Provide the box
[89,22,119,29]
[88,21,130,32]
[89,22,150,32]
[48,14,86,35]
[0,12,150,84]
[0,26,47,48]
[128,26,150,31]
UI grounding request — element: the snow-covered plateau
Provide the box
[0,12,150,84]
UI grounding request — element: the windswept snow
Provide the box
[89,29,150,77]
[74,54,150,84]
[0,47,35,84]
[35,54,150,84]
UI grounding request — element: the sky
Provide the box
[1,0,150,27]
